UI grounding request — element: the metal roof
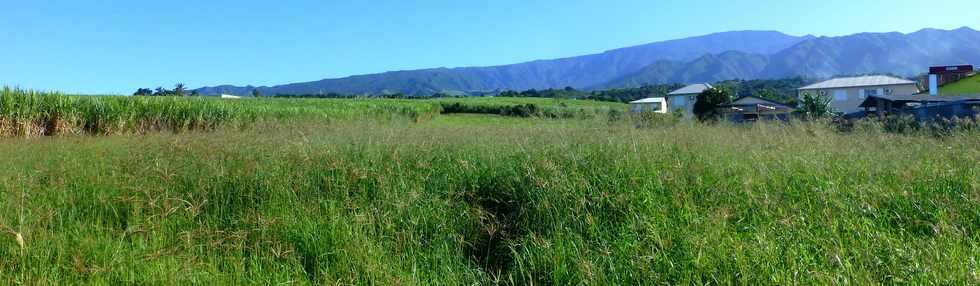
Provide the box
[858,94,980,108]
[668,83,713,95]
[721,96,793,108]
[798,75,916,90]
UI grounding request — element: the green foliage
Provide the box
[135,83,193,97]
[693,87,732,121]
[0,87,260,136]
[0,87,627,137]
[714,77,808,106]
[441,102,539,117]
[938,74,980,95]
[1,118,978,284]
[133,88,153,96]
[270,78,809,106]
[437,97,623,119]
[847,115,980,137]
[173,83,186,97]
[797,91,833,119]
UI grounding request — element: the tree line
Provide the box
[692,86,831,121]
[134,84,270,97]
[133,83,201,97]
[143,77,812,103]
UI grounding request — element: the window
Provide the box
[861,89,880,99]
[819,90,828,96]
[632,102,663,113]
[834,90,847,102]
[631,104,644,113]
[689,96,696,102]
[674,96,686,106]
[884,88,893,95]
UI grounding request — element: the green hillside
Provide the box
[939,74,980,95]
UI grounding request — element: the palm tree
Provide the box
[174,83,187,97]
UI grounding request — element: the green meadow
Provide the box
[1,89,979,285]
[940,74,980,95]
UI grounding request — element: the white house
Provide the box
[219,94,243,99]
[629,97,668,114]
[666,83,713,117]
[797,75,919,114]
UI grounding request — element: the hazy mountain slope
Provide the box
[603,51,769,87]
[195,31,806,95]
[599,27,980,88]
[194,27,980,96]
[761,27,980,78]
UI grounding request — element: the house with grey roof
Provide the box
[798,75,919,114]
[665,83,712,117]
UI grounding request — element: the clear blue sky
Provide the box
[1,0,976,94]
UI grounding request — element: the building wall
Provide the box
[798,84,919,114]
[666,94,698,118]
[630,101,667,113]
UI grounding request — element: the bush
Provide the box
[440,102,543,118]
[693,88,732,121]
[797,92,832,120]
[631,111,680,128]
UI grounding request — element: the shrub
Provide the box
[797,92,832,119]
[693,87,732,121]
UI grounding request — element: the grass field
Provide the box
[940,74,980,95]
[1,91,979,284]
[0,87,622,137]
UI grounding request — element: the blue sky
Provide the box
[1,0,977,94]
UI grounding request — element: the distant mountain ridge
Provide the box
[195,27,980,96]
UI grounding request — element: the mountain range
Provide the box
[195,27,980,96]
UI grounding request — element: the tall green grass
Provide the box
[0,116,977,284]
[0,87,626,137]
[0,87,262,136]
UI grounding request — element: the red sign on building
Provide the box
[929,65,974,74]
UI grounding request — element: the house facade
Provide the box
[797,75,919,114]
[629,97,668,114]
[665,83,712,117]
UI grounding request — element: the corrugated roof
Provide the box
[858,94,980,108]
[798,75,916,90]
[872,94,980,102]
[722,96,793,108]
[668,83,713,95]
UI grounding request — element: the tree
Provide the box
[252,89,263,98]
[174,83,186,97]
[693,87,732,121]
[133,88,153,96]
[797,92,832,119]
[756,88,777,101]
[153,87,170,96]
